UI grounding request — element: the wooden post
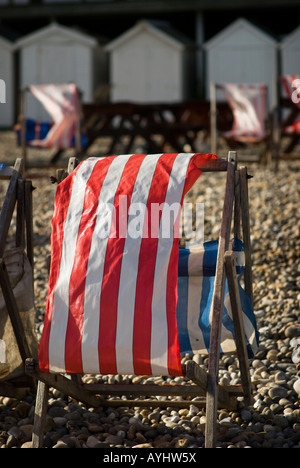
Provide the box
[25,180,34,275]
[19,89,27,172]
[75,88,83,157]
[205,151,236,448]
[272,75,281,172]
[224,251,252,405]
[32,381,49,448]
[210,82,217,154]
[240,167,253,306]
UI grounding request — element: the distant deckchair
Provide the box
[272,75,300,168]
[18,83,84,165]
[210,83,270,163]
[26,151,257,448]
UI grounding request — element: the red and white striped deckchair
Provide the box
[280,75,300,134]
[29,151,255,449]
[28,83,79,149]
[218,83,268,142]
[39,152,216,376]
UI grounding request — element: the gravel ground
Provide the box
[0,130,299,449]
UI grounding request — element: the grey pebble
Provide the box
[1,149,300,449]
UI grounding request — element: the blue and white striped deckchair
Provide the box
[177,238,259,359]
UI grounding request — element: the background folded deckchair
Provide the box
[210,82,271,163]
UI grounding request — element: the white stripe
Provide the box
[221,293,236,353]
[48,159,99,373]
[151,153,194,375]
[81,155,132,373]
[187,248,205,276]
[115,154,163,374]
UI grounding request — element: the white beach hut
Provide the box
[280,26,300,75]
[204,18,278,109]
[105,20,194,103]
[0,36,15,128]
[16,22,99,120]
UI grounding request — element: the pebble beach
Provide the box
[0,130,300,449]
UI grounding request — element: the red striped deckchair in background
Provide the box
[281,74,300,134]
[28,83,79,149]
[39,152,216,377]
[219,83,268,142]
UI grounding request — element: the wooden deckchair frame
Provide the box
[0,158,36,398]
[210,82,272,165]
[26,150,254,448]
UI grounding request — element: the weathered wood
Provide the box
[32,381,49,448]
[84,382,206,398]
[32,368,102,408]
[16,178,25,249]
[0,160,23,257]
[0,382,29,399]
[234,170,241,239]
[25,180,34,272]
[224,251,253,405]
[205,151,236,448]
[210,82,217,154]
[19,89,27,171]
[240,167,253,306]
[0,259,32,362]
[186,360,237,411]
[97,399,207,409]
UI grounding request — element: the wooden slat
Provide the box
[16,178,25,249]
[0,159,23,257]
[186,360,237,411]
[32,381,49,448]
[25,180,34,272]
[240,167,253,306]
[0,259,32,361]
[83,382,206,397]
[224,251,253,405]
[205,151,236,448]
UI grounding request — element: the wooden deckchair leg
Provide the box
[224,251,252,405]
[240,167,253,306]
[205,152,236,448]
[210,82,217,154]
[32,381,49,448]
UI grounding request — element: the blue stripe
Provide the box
[176,277,192,352]
[178,247,189,277]
[176,238,259,357]
[178,238,244,277]
[199,276,214,352]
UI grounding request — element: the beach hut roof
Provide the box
[16,22,97,49]
[204,17,277,50]
[105,19,192,53]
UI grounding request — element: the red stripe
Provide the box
[165,153,214,375]
[64,158,113,373]
[38,169,76,372]
[166,239,182,375]
[98,154,147,374]
[133,153,178,375]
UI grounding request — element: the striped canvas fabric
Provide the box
[219,83,267,141]
[177,238,259,358]
[28,83,79,149]
[281,75,300,134]
[39,152,216,376]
